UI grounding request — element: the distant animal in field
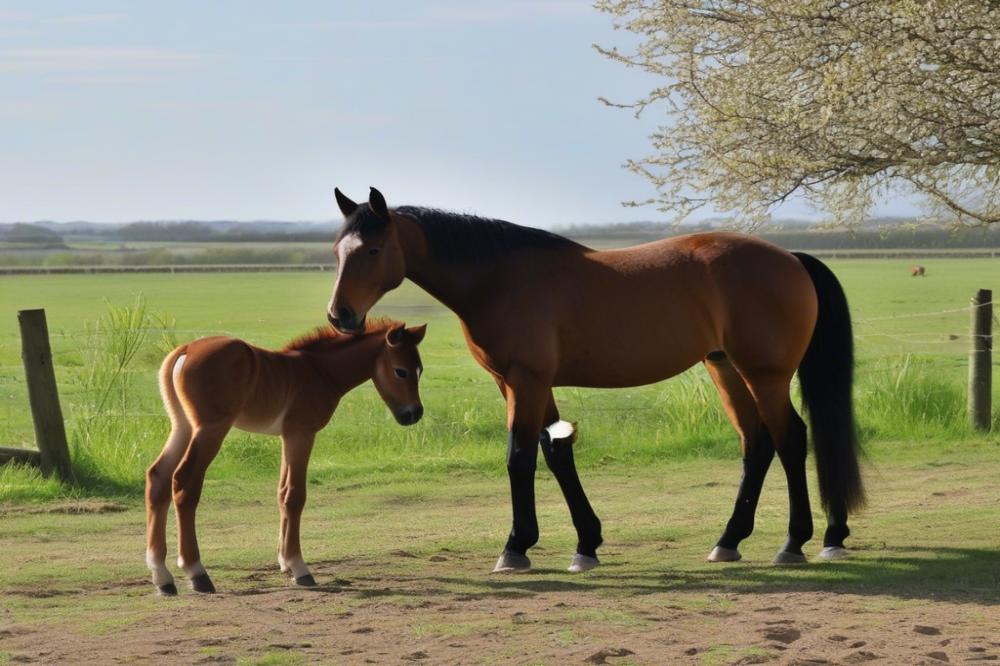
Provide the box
[145,319,426,596]
[326,187,865,574]
[911,265,926,277]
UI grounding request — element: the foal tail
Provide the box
[792,252,866,514]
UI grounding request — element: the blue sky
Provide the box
[0,1,915,226]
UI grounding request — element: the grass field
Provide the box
[1,258,998,663]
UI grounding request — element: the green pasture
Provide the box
[1,258,998,663]
[0,258,997,504]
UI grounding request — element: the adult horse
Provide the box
[327,187,865,573]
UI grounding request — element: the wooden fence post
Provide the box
[18,309,73,480]
[969,289,993,432]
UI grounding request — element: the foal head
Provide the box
[372,322,427,426]
[328,187,405,333]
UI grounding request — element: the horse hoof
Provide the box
[190,573,216,593]
[294,574,317,587]
[156,583,178,597]
[492,550,531,573]
[773,550,808,565]
[568,554,599,573]
[707,546,741,562]
[819,546,850,561]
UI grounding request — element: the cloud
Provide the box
[51,13,129,25]
[0,47,204,74]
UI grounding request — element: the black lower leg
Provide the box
[540,430,602,558]
[777,416,814,555]
[717,429,775,550]
[504,428,539,556]
[823,499,850,548]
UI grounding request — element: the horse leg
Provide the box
[276,454,290,573]
[704,354,774,563]
[492,368,548,573]
[748,376,814,564]
[277,431,317,586]
[145,419,192,595]
[172,422,229,592]
[538,392,602,573]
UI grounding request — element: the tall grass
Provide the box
[0,299,991,505]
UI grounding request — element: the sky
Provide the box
[0,1,918,227]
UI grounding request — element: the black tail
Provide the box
[793,252,866,514]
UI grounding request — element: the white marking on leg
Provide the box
[177,557,207,579]
[546,420,575,440]
[282,555,311,580]
[146,549,174,587]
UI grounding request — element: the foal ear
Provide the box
[335,188,359,218]
[369,187,390,220]
[385,323,405,348]
[406,324,427,344]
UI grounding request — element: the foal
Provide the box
[145,319,426,595]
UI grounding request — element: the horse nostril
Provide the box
[412,405,423,423]
[398,409,413,425]
[336,306,353,323]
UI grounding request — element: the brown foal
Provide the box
[145,319,426,595]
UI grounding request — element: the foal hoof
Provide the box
[294,574,317,587]
[773,550,808,565]
[190,573,216,593]
[707,546,742,563]
[819,546,850,561]
[492,550,531,573]
[156,582,178,597]
[568,554,599,573]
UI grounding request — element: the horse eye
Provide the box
[368,247,380,256]
[394,368,408,379]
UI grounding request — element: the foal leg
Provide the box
[145,419,193,595]
[704,354,775,563]
[276,455,290,573]
[538,392,603,573]
[173,422,229,592]
[493,368,548,573]
[749,377,814,564]
[277,431,317,586]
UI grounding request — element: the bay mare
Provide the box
[327,188,865,573]
[145,318,426,595]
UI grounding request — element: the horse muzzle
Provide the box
[395,404,423,426]
[328,306,365,334]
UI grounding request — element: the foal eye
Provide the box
[368,247,380,256]
[394,368,408,379]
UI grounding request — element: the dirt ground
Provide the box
[2,560,999,665]
[2,455,999,664]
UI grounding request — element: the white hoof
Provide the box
[492,551,531,573]
[819,546,850,561]
[567,554,599,573]
[707,546,742,562]
[773,550,808,565]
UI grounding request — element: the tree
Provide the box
[595,0,1000,226]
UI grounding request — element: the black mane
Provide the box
[393,206,582,265]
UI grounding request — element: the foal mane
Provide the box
[336,203,583,265]
[281,317,400,352]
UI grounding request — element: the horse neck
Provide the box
[395,214,493,315]
[304,333,382,396]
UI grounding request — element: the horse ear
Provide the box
[385,322,405,348]
[335,188,358,218]
[406,324,427,345]
[369,187,389,220]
